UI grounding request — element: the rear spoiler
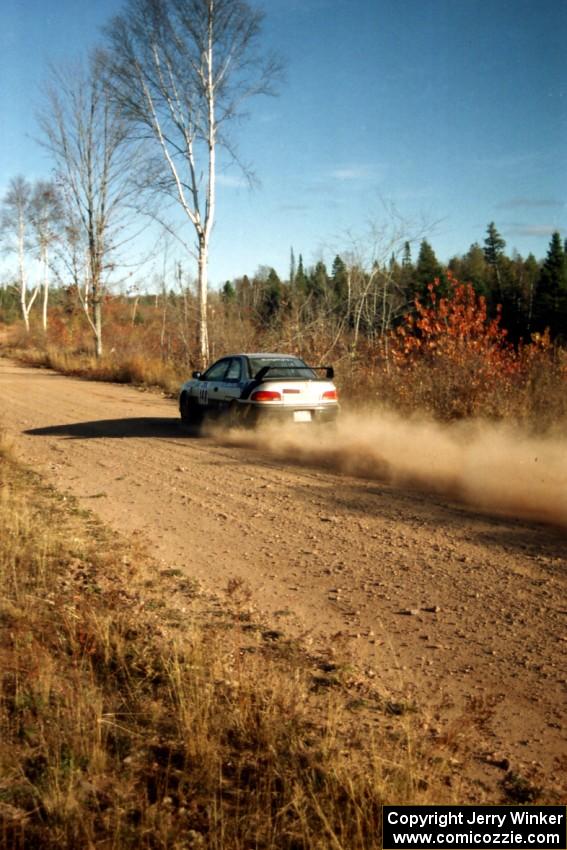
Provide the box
[255,365,334,381]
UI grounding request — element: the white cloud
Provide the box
[506,224,563,237]
[328,165,376,181]
[497,198,565,210]
[216,173,248,189]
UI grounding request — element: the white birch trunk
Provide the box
[94,296,103,357]
[17,210,40,332]
[199,3,216,368]
[197,234,209,365]
[42,244,49,332]
[18,213,30,333]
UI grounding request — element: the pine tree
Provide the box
[397,241,415,305]
[460,243,489,295]
[331,255,348,312]
[517,253,540,335]
[221,280,235,303]
[414,239,443,301]
[259,268,283,324]
[483,222,506,298]
[289,247,296,286]
[308,260,329,302]
[294,253,308,293]
[533,232,567,337]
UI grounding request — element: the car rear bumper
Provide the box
[242,403,339,426]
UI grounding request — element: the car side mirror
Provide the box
[326,366,334,380]
[192,370,202,379]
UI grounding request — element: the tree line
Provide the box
[2,186,567,358]
[217,224,567,348]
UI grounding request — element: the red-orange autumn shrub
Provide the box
[386,274,522,419]
[396,273,514,365]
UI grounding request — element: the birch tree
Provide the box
[29,180,63,331]
[103,0,280,366]
[38,58,134,357]
[0,176,40,332]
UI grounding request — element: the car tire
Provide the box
[225,401,243,429]
[180,394,203,431]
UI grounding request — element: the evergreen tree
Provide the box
[514,252,540,337]
[483,222,506,298]
[533,232,567,337]
[308,260,329,302]
[461,243,489,295]
[398,241,415,305]
[331,255,348,312]
[294,253,308,293]
[289,247,296,286]
[258,267,282,324]
[414,239,443,301]
[483,222,506,265]
[482,223,529,335]
[221,280,235,303]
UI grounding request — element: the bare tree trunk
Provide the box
[351,268,379,353]
[197,236,209,365]
[18,216,30,333]
[18,212,40,332]
[200,7,215,367]
[93,295,103,357]
[380,272,390,338]
[42,245,49,332]
[131,293,140,326]
[83,252,90,312]
[160,277,167,358]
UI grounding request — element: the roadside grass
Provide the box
[5,345,184,397]
[0,442,463,850]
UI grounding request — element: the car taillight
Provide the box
[322,389,338,401]
[251,390,282,402]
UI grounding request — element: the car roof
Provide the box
[237,353,303,359]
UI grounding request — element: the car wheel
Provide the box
[225,401,243,429]
[180,394,203,430]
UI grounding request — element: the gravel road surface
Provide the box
[1,357,565,799]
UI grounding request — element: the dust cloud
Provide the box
[220,412,567,528]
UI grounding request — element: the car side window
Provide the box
[203,359,229,382]
[225,358,241,382]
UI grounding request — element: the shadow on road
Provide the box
[24,417,197,439]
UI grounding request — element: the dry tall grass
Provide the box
[0,443,461,850]
[6,346,184,396]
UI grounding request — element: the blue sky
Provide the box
[1,0,566,287]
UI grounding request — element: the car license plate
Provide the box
[294,410,312,423]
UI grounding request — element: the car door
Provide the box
[216,357,244,410]
[198,358,230,412]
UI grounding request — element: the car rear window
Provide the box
[248,357,316,379]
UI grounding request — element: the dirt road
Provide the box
[1,357,565,799]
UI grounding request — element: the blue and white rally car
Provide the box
[179,353,339,429]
